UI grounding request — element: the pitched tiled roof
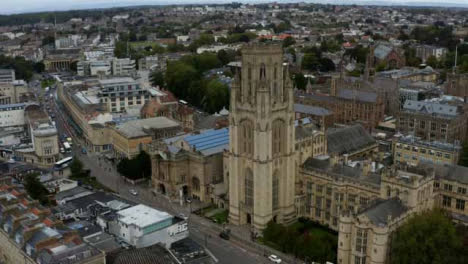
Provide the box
[327,125,376,155]
[361,198,408,226]
[402,100,459,117]
[294,103,332,116]
[337,89,378,103]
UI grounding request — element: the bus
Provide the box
[54,156,73,170]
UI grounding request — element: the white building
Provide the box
[0,69,15,83]
[115,204,188,248]
[98,77,149,112]
[55,35,82,49]
[196,44,241,54]
[0,103,26,127]
[112,58,136,76]
[138,56,159,71]
[77,60,112,76]
[77,58,135,77]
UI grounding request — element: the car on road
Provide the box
[129,189,138,196]
[178,213,188,220]
[219,229,230,240]
[268,255,282,263]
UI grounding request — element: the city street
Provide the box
[47,87,278,264]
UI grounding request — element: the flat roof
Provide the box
[116,117,180,138]
[98,77,136,85]
[117,204,172,228]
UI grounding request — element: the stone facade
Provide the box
[446,73,468,99]
[58,83,113,153]
[397,99,468,143]
[336,164,435,264]
[392,135,461,165]
[296,82,385,131]
[228,44,296,230]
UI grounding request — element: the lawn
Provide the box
[211,210,228,224]
[41,79,55,88]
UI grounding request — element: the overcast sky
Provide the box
[2,0,468,15]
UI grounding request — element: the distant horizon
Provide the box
[2,0,468,15]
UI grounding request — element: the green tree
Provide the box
[165,61,198,99]
[41,35,55,47]
[302,53,320,71]
[390,209,467,264]
[319,58,336,72]
[217,49,236,65]
[320,39,340,53]
[203,79,230,113]
[376,61,387,72]
[345,45,369,64]
[114,41,127,58]
[458,142,468,167]
[263,219,337,263]
[69,158,87,178]
[282,36,295,48]
[426,55,439,68]
[293,72,307,90]
[24,173,51,205]
[274,22,291,33]
[150,70,165,88]
[117,151,152,179]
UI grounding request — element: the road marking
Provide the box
[204,247,219,263]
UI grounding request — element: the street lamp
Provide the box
[186,198,192,214]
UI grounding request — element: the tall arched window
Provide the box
[272,119,285,155]
[272,170,279,210]
[245,168,253,207]
[274,65,278,80]
[192,177,200,191]
[260,63,266,79]
[240,120,254,155]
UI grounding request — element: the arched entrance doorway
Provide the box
[159,184,166,195]
[182,185,188,197]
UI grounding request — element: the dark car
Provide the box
[219,229,230,240]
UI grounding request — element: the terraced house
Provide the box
[0,177,105,264]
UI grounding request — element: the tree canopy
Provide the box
[117,151,152,180]
[150,70,165,88]
[390,209,467,264]
[0,55,44,81]
[263,218,337,263]
[163,52,229,113]
[202,79,229,113]
[24,173,52,206]
[293,72,307,90]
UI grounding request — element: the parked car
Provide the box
[129,189,138,196]
[268,255,282,263]
[219,229,230,240]
[178,213,188,220]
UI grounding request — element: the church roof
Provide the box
[374,44,393,60]
[294,103,332,116]
[361,198,408,226]
[427,162,468,185]
[402,100,459,118]
[337,89,378,103]
[327,125,376,155]
[302,157,381,187]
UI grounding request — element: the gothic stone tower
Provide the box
[228,44,296,231]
